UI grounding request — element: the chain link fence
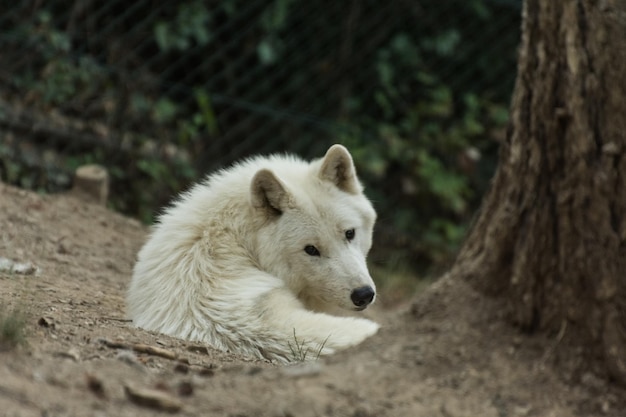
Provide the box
[0,0,521,271]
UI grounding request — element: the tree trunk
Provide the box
[451,0,626,383]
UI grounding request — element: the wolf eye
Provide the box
[345,228,355,241]
[304,245,320,256]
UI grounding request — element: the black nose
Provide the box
[350,286,375,308]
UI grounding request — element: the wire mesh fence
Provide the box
[0,0,522,271]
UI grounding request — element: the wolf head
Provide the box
[251,144,377,312]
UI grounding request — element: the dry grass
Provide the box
[288,329,328,362]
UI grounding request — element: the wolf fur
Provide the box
[127,144,379,362]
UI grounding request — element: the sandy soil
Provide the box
[0,182,624,417]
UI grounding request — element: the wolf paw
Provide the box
[323,317,379,352]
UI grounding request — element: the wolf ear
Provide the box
[319,144,361,194]
[251,169,291,215]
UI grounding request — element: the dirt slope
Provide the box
[0,182,623,417]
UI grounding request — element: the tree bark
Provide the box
[451,0,626,383]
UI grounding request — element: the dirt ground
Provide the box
[0,182,624,417]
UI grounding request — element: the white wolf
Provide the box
[127,144,379,362]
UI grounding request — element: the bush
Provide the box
[0,0,519,273]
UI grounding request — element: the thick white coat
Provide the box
[127,145,379,362]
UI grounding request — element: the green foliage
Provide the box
[0,308,27,351]
[1,0,518,274]
[421,29,461,57]
[342,32,508,269]
[154,2,212,52]
[189,89,220,138]
[257,0,295,64]
[8,12,107,106]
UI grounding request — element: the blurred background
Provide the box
[0,0,521,296]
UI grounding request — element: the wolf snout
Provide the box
[350,286,375,309]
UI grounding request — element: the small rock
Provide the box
[54,348,80,361]
[116,351,143,369]
[38,317,55,328]
[56,240,70,254]
[124,383,183,413]
[12,261,38,275]
[0,257,14,272]
[174,362,189,374]
[581,372,606,389]
[85,373,106,399]
[280,362,323,378]
[186,344,209,354]
[512,405,532,416]
[197,367,215,377]
[177,381,193,397]
[0,257,39,275]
